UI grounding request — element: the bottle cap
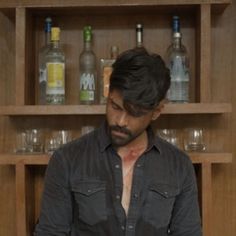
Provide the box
[172,15,180,33]
[44,17,52,33]
[136,23,143,31]
[83,26,92,42]
[51,27,60,41]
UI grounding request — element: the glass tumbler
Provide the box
[184,128,206,152]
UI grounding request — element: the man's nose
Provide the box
[116,112,128,127]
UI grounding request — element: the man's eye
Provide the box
[111,102,121,110]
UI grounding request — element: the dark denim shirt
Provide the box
[35,123,202,236]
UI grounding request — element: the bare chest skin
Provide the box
[118,146,146,216]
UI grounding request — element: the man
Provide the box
[35,48,202,235]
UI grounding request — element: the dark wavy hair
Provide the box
[109,48,170,116]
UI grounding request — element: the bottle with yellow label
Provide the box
[46,27,65,104]
[99,45,119,104]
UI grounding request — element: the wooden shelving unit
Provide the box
[0,152,232,165]
[0,1,232,236]
[0,103,232,115]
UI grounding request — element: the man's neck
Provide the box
[117,130,148,160]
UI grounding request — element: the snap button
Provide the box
[115,164,120,169]
[128,225,134,229]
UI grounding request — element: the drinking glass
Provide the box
[14,131,28,154]
[157,129,181,148]
[25,129,44,153]
[45,130,72,154]
[183,128,206,152]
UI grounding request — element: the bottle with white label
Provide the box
[79,26,97,104]
[46,27,65,105]
[38,17,52,105]
[166,16,190,103]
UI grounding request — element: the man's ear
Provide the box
[152,100,165,121]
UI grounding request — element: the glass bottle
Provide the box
[46,27,65,105]
[79,26,97,104]
[100,45,119,104]
[38,17,52,105]
[166,16,190,103]
[136,23,143,48]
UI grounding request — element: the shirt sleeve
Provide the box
[169,158,203,236]
[34,150,72,236]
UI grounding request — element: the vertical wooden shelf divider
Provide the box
[199,4,211,102]
[198,5,213,236]
[15,7,26,106]
[15,8,28,236]
[201,162,213,236]
[15,162,27,236]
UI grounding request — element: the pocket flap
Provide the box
[72,180,106,197]
[149,183,179,198]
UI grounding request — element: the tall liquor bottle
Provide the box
[100,45,119,104]
[166,16,190,103]
[45,27,65,104]
[136,23,143,48]
[79,26,97,104]
[38,17,52,104]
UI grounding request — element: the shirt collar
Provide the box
[98,121,161,154]
[146,126,162,154]
[98,121,112,152]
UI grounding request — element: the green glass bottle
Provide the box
[79,26,97,104]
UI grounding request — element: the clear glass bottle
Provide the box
[46,27,65,105]
[136,23,143,48]
[38,17,52,105]
[166,16,190,103]
[100,45,119,104]
[79,26,97,104]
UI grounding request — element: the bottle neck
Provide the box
[111,52,118,59]
[136,32,143,48]
[84,41,92,50]
[111,48,119,59]
[51,40,59,49]
[172,36,181,49]
[45,31,51,46]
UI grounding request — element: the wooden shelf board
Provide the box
[190,152,232,164]
[0,152,232,165]
[163,103,232,114]
[0,103,232,116]
[0,0,231,8]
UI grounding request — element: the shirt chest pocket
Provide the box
[143,183,179,228]
[72,180,107,226]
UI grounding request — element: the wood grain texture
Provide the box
[211,1,236,236]
[15,8,26,105]
[0,152,232,165]
[15,163,27,236]
[0,103,232,115]
[0,0,231,8]
[198,4,211,102]
[201,163,213,236]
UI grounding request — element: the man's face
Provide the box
[106,90,159,147]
